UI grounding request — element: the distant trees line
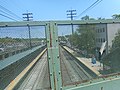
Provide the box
[80,14,120,20]
[0,37,45,44]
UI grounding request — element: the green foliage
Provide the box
[103,48,120,74]
[58,36,66,41]
[81,15,106,20]
[97,17,105,20]
[81,15,96,20]
[0,37,17,44]
[69,32,80,47]
[69,24,96,54]
[78,25,96,53]
[112,14,120,19]
[111,30,120,51]
[81,15,90,20]
[0,37,44,44]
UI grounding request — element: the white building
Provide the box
[95,22,120,54]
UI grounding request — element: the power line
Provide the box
[0,4,22,20]
[0,9,17,20]
[76,0,103,19]
[0,0,24,14]
[0,13,17,21]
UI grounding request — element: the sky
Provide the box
[0,0,120,21]
[0,26,46,38]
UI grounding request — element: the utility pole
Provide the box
[67,9,77,34]
[23,12,33,48]
[23,12,33,21]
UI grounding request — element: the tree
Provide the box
[69,32,80,47]
[81,15,96,20]
[89,18,96,20]
[112,14,120,19]
[97,17,105,20]
[69,24,96,55]
[81,15,90,20]
[111,30,120,50]
[77,24,96,53]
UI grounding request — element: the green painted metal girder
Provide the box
[55,19,120,25]
[0,21,46,27]
[46,23,54,90]
[46,22,62,90]
[0,19,120,27]
[63,75,120,90]
[44,20,120,90]
[1,20,120,90]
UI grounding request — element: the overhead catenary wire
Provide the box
[0,4,22,20]
[76,0,103,19]
[0,13,18,21]
[0,0,24,13]
[0,9,18,20]
[0,4,23,20]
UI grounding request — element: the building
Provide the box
[95,22,120,54]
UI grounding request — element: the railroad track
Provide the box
[60,47,92,86]
[17,52,50,90]
[16,47,94,89]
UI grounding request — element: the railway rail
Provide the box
[11,47,95,89]
[17,52,50,90]
[60,47,93,86]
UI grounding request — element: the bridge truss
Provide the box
[0,19,120,90]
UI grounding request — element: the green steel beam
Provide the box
[1,20,120,90]
[44,20,120,90]
[0,19,120,27]
[63,75,120,90]
[46,22,62,90]
[46,23,54,90]
[55,19,120,25]
[0,21,46,27]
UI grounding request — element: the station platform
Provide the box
[5,48,47,90]
[0,45,44,70]
[63,46,103,76]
